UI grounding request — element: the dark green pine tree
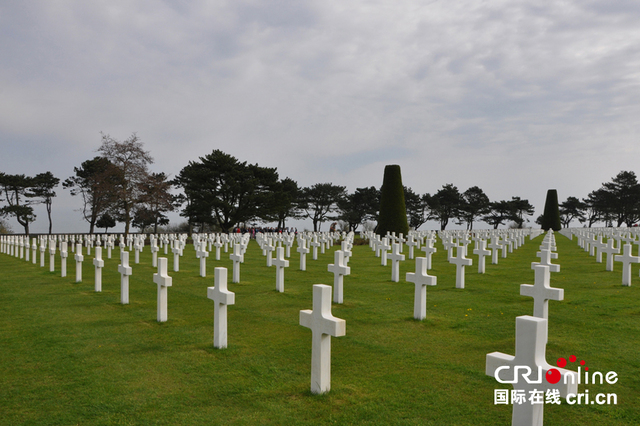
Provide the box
[541,189,561,231]
[375,165,409,237]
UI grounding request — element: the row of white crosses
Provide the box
[190,232,251,279]
[5,228,554,399]
[369,228,535,292]
[564,227,640,286]
[200,233,348,393]
[163,235,347,394]
[392,228,540,322]
[254,229,352,380]
[487,230,576,426]
[251,230,355,297]
[0,233,169,269]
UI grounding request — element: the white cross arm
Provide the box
[153,272,172,288]
[207,286,235,306]
[486,316,578,397]
[300,285,346,337]
[486,352,515,379]
[118,264,132,275]
[520,284,563,301]
[328,263,350,276]
[300,310,346,337]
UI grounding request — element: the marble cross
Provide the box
[154,257,173,322]
[520,265,563,319]
[328,250,350,304]
[387,243,405,282]
[49,239,57,272]
[229,243,244,283]
[196,241,209,277]
[300,284,346,394]
[74,243,84,283]
[473,238,491,274]
[601,238,620,272]
[450,245,472,289]
[486,316,577,426]
[93,246,104,292]
[273,246,289,292]
[118,251,132,305]
[614,243,640,286]
[488,237,502,265]
[406,257,437,320]
[531,249,560,273]
[60,242,68,278]
[420,240,437,270]
[207,267,235,349]
[297,238,310,271]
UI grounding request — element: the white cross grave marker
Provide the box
[340,240,352,265]
[150,239,159,267]
[614,243,640,286]
[601,238,620,272]
[74,243,84,282]
[273,246,289,292]
[520,265,563,319]
[118,251,132,304]
[154,257,173,322]
[134,239,142,264]
[39,241,46,267]
[473,239,491,274]
[488,237,502,265]
[93,246,104,292]
[406,257,437,320]
[486,316,578,426]
[213,236,223,261]
[380,237,391,266]
[310,236,321,261]
[230,243,244,283]
[500,235,509,258]
[207,267,235,349]
[299,284,346,394]
[298,238,310,271]
[442,236,455,260]
[592,236,605,260]
[421,240,437,270]
[172,240,182,272]
[49,239,57,272]
[406,235,418,260]
[388,243,405,282]
[531,249,560,273]
[60,242,68,278]
[328,250,350,304]
[450,245,472,289]
[196,242,209,277]
[265,238,275,267]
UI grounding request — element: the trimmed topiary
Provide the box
[541,189,561,231]
[375,165,409,237]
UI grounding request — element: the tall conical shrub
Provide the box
[541,189,561,231]
[376,164,409,237]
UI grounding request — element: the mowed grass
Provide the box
[0,233,639,425]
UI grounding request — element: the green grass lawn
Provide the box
[0,233,638,425]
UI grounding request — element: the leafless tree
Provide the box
[98,132,153,235]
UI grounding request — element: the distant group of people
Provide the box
[233,226,298,237]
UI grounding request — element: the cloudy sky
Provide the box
[2,1,640,233]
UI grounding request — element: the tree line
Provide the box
[2,135,639,234]
[552,171,640,228]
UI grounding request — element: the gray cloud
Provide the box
[2,0,640,232]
